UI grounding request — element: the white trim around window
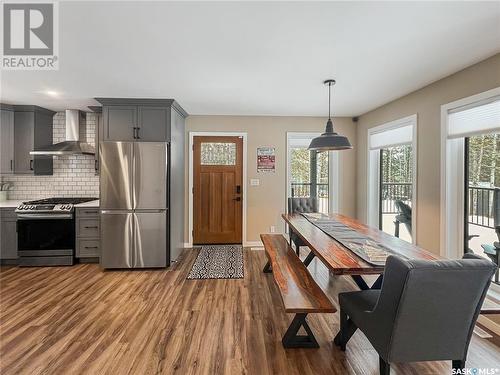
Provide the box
[286,132,340,215]
[440,86,500,259]
[367,114,418,243]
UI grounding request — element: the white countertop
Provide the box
[75,200,100,208]
[0,200,25,208]
[0,199,100,209]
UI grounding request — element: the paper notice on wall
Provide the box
[257,147,275,173]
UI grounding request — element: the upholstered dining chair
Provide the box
[335,254,496,375]
[287,197,318,255]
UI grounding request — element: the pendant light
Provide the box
[308,79,353,151]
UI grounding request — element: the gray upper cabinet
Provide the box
[95,98,188,143]
[103,105,137,141]
[137,106,168,141]
[13,106,54,175]
[0,106,14,174]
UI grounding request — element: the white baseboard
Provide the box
[244,240,263,248]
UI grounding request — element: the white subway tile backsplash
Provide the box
[1,112,99,200]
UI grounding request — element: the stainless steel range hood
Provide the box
[30,110,95,156]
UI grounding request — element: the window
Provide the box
[200,142,236,165]
[379,145,413,242]
[287,133,339,215]
[464,133,500,285]
[367,115,417,244]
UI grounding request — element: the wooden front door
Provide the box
[193,136,243,244]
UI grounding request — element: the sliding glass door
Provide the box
[379,145,413,242]
[464,133,500,284]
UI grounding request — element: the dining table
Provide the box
[282,212,442,290]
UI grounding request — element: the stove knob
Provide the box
[30,205,35,210]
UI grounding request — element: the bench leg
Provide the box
[282,313,319,349]
[263,260,272,273]
[303,251,316,267]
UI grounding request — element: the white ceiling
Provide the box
[1,1,499,116]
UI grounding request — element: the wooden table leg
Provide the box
[351,274,383,290]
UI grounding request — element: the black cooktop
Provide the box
[24,197,98,205]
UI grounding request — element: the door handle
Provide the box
[29,159,33,170]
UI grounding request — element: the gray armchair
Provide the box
[335,254,496,375]
[287,197,318,255]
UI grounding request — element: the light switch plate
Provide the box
[250,179,260,186]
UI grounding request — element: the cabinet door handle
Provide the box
[10,160,13,171]
[83,210,98,214]
[84,246,99,249]
[133,127,138,139]
[84,226,99,229]
[136,127,141,139]
[29,159,33,170]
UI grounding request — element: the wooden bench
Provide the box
[260,234,336,348]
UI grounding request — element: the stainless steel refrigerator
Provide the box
[100,142,169,268]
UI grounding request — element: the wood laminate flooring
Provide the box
[1,249,499,375]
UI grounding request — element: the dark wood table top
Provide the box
[282,213,442,275]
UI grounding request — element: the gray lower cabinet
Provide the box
[13,106,55,175]
[0,209,17,261]
[0,107,14,174]
[76,207,100,259]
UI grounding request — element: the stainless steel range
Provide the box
[16,197,97,266]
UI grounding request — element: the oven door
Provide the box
[17,214,75,252]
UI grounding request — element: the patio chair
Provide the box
[394,200,411,238]
[336,254,496,375]
[287,197,318,255]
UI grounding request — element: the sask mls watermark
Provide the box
[1,1,59,70]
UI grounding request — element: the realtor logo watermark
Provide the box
[452,368,500,375]
[1,1,58,70]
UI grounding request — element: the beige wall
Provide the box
[356,53,500,255]
[185,116,356,244]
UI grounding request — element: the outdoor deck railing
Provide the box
[468,186,498,229]
[380,182,412,214]
[291,182,329,213]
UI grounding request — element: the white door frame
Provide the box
[188,131,248,247]
[286,132,340,215]
[367,114,418,243]
[440,87,500,259]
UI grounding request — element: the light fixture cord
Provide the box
[328,82,331,120]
